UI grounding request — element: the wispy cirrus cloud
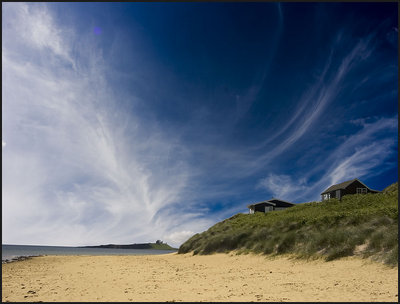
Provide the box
[215,30,379,185]
[323,117,397,186]
[2,3,397,248]
[2,2,210,247]
[257,174,307,200]
[3,2,74,67]
[255,33,375,164]
[257,116,397,202]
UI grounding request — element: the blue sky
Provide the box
[2,2,398,247]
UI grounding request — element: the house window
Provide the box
[323,193,330,200]
[356,188,367,194]
[266,206,274,212]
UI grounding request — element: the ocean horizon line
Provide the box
[2,244,177,263]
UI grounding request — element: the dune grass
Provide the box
[149,243,178,250]
[178,182,398,266]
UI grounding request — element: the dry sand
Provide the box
[2,252,398,302]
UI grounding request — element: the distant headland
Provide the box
[81,240,177,250]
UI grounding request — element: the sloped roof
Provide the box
[321,179,358,194]
[247,198,294,208]
[268,198,295,206]
[320,178,381,194]
[247,201,275,208]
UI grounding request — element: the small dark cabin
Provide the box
[247,198,295,214]
[321,178,381,201]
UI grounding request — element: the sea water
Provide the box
[2,244,177,262]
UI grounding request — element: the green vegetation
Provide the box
[150,242,177,250]
[179,182,398,266]
[84,241,177,250]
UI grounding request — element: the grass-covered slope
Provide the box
[179,182,398,266]
[149,243,177,250]
[84,242,177,250]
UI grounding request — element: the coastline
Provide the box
[2,253,398,302]
[2,255,43,264]
[2,244,176,263]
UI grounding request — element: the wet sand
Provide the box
[2,252,398,302]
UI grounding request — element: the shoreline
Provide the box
[2,253,398,302]
[2,245,177,264]
[2,255,44,264]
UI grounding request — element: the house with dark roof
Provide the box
[320,178,381,201]
[247,198,295,214]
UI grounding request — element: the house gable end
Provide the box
[321,178,382,201]
[342,179,381,195]
[321,179,358,194]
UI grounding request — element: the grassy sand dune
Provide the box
[179,182,398,265]
[3,183,397,302]
[2,253,398,302]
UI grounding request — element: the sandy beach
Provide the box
[2,252,398,302]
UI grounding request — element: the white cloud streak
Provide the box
[2,3,210,248]
[323,117,397,186]
[257,117,397,202]
[163,230,196,247]
[257,174,307,200]
[214,32,378,182]
[3,3,75,68]
[2,3,396,248]
[255,34,374,164]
